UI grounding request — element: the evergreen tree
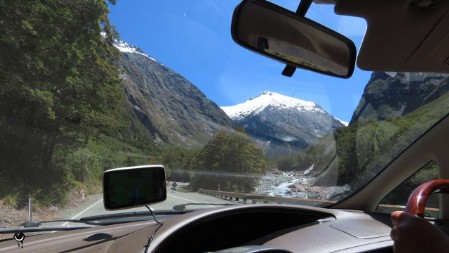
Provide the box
[191,131,266,192]
[0,0,121,206]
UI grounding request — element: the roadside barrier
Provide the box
[198,188,440,217]
[198,188,335,207]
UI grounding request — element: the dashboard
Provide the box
[148,205,393,253]
[0,204,396,253]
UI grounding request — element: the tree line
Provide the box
[164,131,266,193]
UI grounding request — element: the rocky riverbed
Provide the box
[254,168,350,201]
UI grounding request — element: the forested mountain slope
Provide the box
[285,72,449,201]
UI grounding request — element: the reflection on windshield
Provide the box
[1,0,449,229]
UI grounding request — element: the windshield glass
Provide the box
[1,0,449,229]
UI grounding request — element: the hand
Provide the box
[390,211,449,253]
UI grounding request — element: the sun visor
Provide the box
[335,0,449,73]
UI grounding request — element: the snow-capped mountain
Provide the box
[114,39,231,146]
[114,40,158,62]
[222,91,323,120]
[222,91,345,156]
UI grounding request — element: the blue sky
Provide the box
[108,0,370,122]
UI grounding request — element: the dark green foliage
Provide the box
[162,147,196,182]
[0,0,130,207]
[190,131,266,193]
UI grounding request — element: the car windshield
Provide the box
[1,0,449,228]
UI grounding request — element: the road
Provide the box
[60,188,234,222]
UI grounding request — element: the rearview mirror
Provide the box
[103,165,166,210]
[231,0,356,78]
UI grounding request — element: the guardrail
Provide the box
[198,188,336,207]
[198,189,440,217]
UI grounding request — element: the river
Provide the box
[254,167,350,201]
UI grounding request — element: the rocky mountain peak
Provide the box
[351,71,449,123]
[116,40,232,147]
[114,40,157,62]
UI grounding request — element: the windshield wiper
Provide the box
[0,223,94,234]
[0,210,182,235]
[0,221,95,249]
[172,203,236,211]
[0,218,99,235]
[0,206,229,235]
[77,209,190,225]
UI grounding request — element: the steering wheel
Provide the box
[406,179,449,217]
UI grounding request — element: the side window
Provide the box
[377,161,439,218]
